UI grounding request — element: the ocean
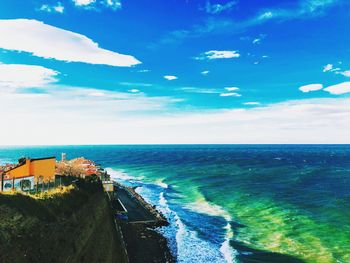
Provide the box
[1,145,349,263]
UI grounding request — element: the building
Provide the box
[56,156,100,178]
[1,157,56,192]
[102,181,114,192]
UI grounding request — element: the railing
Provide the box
[0,174,79,194]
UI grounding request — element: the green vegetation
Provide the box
[0,179,126,263]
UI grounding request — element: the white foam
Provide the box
[159,192,172,214]
[0,158,13,165]
[220,223,237,263]
[105,167,143,181]
[127,179,237,263]
[156,192,230,263]
[187,196,232,222]
[186,195,237,263]
[174,213,229,263]
[155,179,169,189]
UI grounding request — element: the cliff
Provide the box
[0,179,127,263]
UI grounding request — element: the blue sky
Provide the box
[0,0,349,144]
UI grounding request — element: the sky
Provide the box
[0,0,349,145]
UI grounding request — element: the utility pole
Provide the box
[1,172,4,192]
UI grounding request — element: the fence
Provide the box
[0,174,79,194]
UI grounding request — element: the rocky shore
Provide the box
[111,181,175,263]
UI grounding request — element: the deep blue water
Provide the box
[1,145,350,262]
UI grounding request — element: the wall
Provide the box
[5,161,30,179]
[31,158,56,181]
[4,158,55,183]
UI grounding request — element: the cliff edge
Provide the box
[0,179,127,263]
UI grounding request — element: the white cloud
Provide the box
[225,87,239,91]
[73,0,121,10]
[339,70,350,77]
[137,69,150,73]
[0,68,349,144]
[179,87,218,94]
[73,0,95,6]
[161,0,342,45]
[324,82,350,95]
[258,11,274,20]
[244,102,260,105]
[201,70,210,75]
[129,89,140,93]
[299,84,323,93]
[195,50,240,60]
[1,96,349,145]
[203,1,237,14]
[252,38,261,44]
[104,0,122,10]
[39,2,65,13]
[0,19,140,67]
[0,63,58,90]
[220,92,241,97]
[164,75,178,80]
[323,64,333,72]
[119,82,152,87]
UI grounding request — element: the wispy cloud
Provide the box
[194,50,240,60]
[128,89,140,93]
[72,0,121,10]
[225,87,239,91]
[39,2,64,13]
[73,0,95,6]
[179,87,219,94]
[0,19,140,67]
[323,63,333,72]
[137,69,150,73]
[164,75,178,80]
[158,0,344,45]
[299,84,323,93]
[339,70,350,77]
[202,1,238,14]
[219,92,241,97]
[119,82,152,87]
[322,62,349,77]
[103,0,122,10]
[243,102,260,105]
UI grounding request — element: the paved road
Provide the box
[114,185,156,222]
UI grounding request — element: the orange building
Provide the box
[1,157,56,191]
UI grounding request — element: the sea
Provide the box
[1,145,349,263]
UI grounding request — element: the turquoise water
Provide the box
[1,145,350,262]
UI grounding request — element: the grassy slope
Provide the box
[0,180,126,263]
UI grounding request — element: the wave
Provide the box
[105,167,144,181]
[220,223,237,263]
[185,193,237,263]
[157,191,229,263]
[109,168,237,263]
[155,179,169,189]
[0,158,13,165]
